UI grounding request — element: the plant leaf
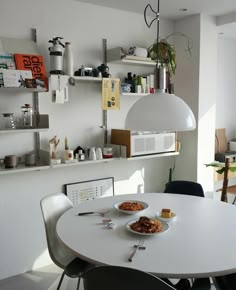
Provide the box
[205,162,221,168]
[216,168,225,174]
[229,167,236,172]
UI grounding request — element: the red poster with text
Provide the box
[14,54,48,89]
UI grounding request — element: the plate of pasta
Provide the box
[126,216,169,236]
[113,200,149,215]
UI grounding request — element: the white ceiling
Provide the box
[76,0,236,39]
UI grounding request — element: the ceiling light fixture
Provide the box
[125,0,196,132]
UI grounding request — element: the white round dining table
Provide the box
[56,193,236,278]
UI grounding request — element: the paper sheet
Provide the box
[102,78,120,110]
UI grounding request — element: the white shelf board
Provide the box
[110,58,156,66]
[73,76,103,82]
[122,93,149,96]
[0,164,50,175]
[51,158,116,168]
[0,87,47,93]
[0,128,49,134]
[0,153,179,175]
[126,151,179,160]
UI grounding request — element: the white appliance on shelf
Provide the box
[111,129,176,158]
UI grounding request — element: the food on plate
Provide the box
[161,208,172,218]
[130,216,163,233]
[119,201,144,211]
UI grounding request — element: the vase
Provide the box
[63,42,74,76]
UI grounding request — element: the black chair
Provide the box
[81,265,176,290]
[213,273,236,289]
[164,180,204,197]
[164,180,211,290]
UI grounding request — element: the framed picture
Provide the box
[64,177,114,206]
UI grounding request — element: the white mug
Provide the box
[89,147,96,160]
[95,147,103,160]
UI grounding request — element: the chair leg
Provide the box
[57,271,65,290]
[76,277,81,290]
[232,196,236,205]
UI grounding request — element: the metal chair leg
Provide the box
[57,271,65,290]
[232,196,236,205]
[77,277,81,290]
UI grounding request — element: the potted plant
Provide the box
[148,32,192,76]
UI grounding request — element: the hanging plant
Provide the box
[148,33,192,75]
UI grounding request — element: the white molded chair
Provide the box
[40,193,93,290]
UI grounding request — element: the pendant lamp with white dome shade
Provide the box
[125,0,196,132]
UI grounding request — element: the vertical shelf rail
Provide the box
[32,28,41,162]
[102,38,108,145]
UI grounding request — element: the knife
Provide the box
[78,211,95,216]
[128,239,144,262]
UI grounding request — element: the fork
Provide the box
[128,239,144,262]
[77,210,110,217]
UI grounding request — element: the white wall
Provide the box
[0,0,175,279]
[173,15,217,191]
[216,38,236,141]
[198,15,217,191]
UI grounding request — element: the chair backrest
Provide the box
[40,193,76,269]
[164,180,204,197]
[81,265,176,290]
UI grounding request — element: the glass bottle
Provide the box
[63,42,74,76]
[21,104,33,128]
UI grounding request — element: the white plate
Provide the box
[113,200,149,215]
[156,211,176,222]
[126,218,169,236]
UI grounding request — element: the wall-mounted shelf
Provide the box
[0,87,47,93]
[114,57,156,66]
[0,151,178,175]
[0,114,49,133]
[51,158,117,169]
[122,92,149,96]
[0,128,48,134]
[107,47,156,66]
[126,151,179,160]
[0,164,50,175]
[73,76,103,82]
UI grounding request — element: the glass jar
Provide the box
[21,104,33,128]
[2,113,16,129]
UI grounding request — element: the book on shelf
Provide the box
[0,51,16,69]
[0,51,16,87]
[14,53,48,89]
